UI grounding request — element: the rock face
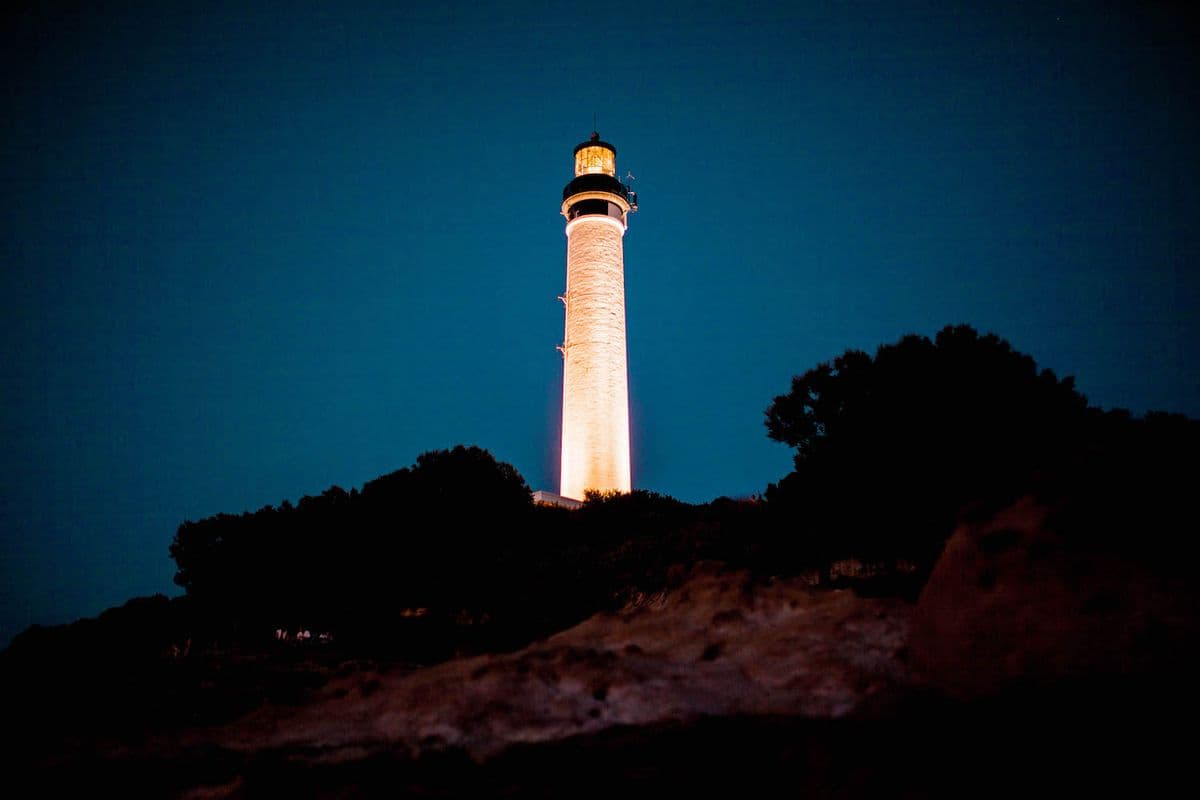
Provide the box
[214,566,910,763]
[910,494,1200,698]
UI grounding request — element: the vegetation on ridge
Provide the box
[144,324,1200,657]
[3,324,1196,746]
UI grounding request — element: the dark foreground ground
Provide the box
[18,679,1193,799]
[8,489,1199,797]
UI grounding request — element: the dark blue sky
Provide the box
[2,1,1197,644]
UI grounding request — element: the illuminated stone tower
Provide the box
[558,133,637,500]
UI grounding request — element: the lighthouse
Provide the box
[557,133,637,501]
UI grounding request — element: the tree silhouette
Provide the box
[764,325,1091,565]
[168,445,534,650]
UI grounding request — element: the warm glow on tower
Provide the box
[558,133,637,500]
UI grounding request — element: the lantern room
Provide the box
[574,133,616,177]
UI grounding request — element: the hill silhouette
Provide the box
[3,324,1197,796]
[10,324,1197,661]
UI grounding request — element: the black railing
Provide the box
[562,173,630,204]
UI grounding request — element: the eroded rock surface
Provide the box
[911,494,1200,698]
[214,566,910,762]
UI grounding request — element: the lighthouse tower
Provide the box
[558,133,637,501]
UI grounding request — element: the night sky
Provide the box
[2,1,1197,644]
